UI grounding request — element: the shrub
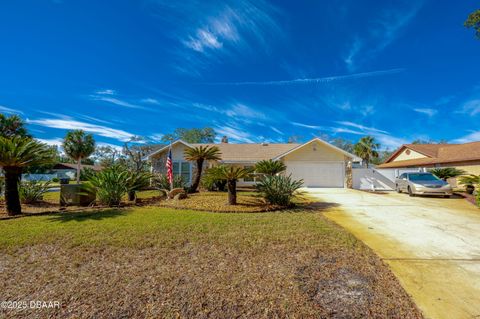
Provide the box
[86,165,152,206]
[255,159,287,176]
[256,174,303,206]
[152,173,186,190]
[429,168,466,181]
[51,177,59,183]
[80,167,96,181]
[201,172,227,191]
[0,177,4,196]
[19,180,51,204]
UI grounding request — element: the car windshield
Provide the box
[408,173,440,181]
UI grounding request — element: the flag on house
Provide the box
[166,147,173,189]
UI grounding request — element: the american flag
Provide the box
[166,148,173,189]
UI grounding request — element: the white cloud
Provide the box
[460,99,480,116]
[343,2,423,71]
[414,108,437,117]
[214,124,255,143]
[292,122,323,130]
[37,138,63,147]
[27,117,135,142]
[92,96,146,109]
[0,105,23,114]
[95,89,116,95]
[270,126,283,135]
[149,133,164,142]
[225,103,266,119]
[452,131,480,143]
[140,98,161,105]
[335,121,388,134]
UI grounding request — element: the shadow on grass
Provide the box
[47,208,129,223]
[303,202,341,211]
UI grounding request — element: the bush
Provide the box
[51,177,59,183]
[201,173,227,191]
[256,174,303,206]
[86,165,127,206]
[80,167,96,181]
[0,177,4,196]
[19,180,51,204]
[152,174,186,190]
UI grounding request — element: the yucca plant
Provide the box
[458,175,480,194]
[256,174,303,206]
[86,165,130,206]
[184,145,222,193]
[152,173,186,191]
[255,159,286,176]
[429,168,466,181]
[0,137,55,215]
[205,165,252,205]
[126,169,153,201]
[19,180,52,204]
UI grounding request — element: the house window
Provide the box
[243,166,255,182]
[172,161,191,184]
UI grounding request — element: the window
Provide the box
[172,161,191,184]
[243,166,255,182]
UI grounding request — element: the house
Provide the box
[378,142,480,183]
[52,163,103,179]
[146,138,359,188]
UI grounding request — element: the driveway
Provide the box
[304,188,480,319]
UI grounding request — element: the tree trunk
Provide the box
[76,158,81,184]
[188,159,204,193]
[128,190,136,202]
[4,167,22,216]
[227,179,237,205]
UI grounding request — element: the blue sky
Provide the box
[1,0,479,150]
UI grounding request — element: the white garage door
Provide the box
[285,161,344,187]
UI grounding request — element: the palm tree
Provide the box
[184,145,221,193]
[0,137,55,215]
[255,159,286,176]
[0,114,30,138]
[205,165,252,205]
[63,130,95,184]
[429,168,466,181]
[354,136,380,168]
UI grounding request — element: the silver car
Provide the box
[395,172,453,198]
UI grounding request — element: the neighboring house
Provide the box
[52,163,103,179]
[146,138,359,188]
[378,142,480,185]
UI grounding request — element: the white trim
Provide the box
[273,137,359,161]
[144,139,193,160]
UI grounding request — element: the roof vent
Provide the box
[262,142,269,146]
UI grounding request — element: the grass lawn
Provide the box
[0,204,422,318]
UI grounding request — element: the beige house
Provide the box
[378,142,480,177]
[147,138,359,188]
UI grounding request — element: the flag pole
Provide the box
[169,142,173,191]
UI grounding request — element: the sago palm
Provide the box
[63,130,95,184]
[184,145,221,193]
[255,159,286,176]
[429,168,466,181]
[354,136,379,168]
[0,137,55,215]
[205,165,252,205]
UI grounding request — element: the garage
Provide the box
[285,161,345,187]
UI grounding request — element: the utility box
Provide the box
[60,184,95,206]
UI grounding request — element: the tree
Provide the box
[0,114,30,138]
[184,145,222,193]
[63,130,95,184]
[0,137,55,215]
[255,159,286,176]
[93,146,122,167]
[205,165,252,205]
[465,9,480,39]
[287,135,302,143]
[161,127,216,143]
[354,136,380,168]
[429,168,466,181]
[330,137,354,153]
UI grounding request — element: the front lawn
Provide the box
[0,205,421,318]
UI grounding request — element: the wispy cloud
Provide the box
[453,131,480,143]
[335,121,388,134]
[414,108,437,117]
[0,105,23,114]
[214,124,255,143]
[149,133,164,142]
[459,99,480,116]
[292,122,323,130]
[204,68,404,86]
[225,103,266,119]
[270,126,283,135]
[28,116,135,142]
[37,137,63,147]
[140,98,161,105]
[344,2,423,71]
[90,89,152,110]
[333,121,406,149]
[95,89,116,95]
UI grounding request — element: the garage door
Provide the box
[285,162,344,187]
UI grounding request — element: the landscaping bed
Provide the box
[0,206,422,318]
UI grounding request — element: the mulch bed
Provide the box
[456,192,478,206]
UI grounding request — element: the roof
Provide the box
[146,138,358,162]
[53,163,103,171]
[378,141,480,168]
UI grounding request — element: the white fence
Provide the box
[352,167,426,190]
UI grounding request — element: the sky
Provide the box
[1,0,479,150]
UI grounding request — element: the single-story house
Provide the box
[52,163,103,179]
[378,142,480,184]
[146,138,359,188]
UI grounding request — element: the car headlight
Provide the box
[413,183,424,188]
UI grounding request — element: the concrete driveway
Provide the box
[304,188,480,319]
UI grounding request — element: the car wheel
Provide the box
[396,184,401,193]
[408,186,415,197]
